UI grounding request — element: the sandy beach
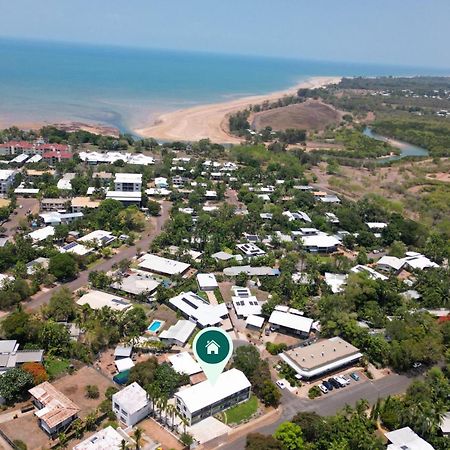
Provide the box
[135,76,341,143]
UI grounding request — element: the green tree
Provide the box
[38,321,71,355]
[274,422,305,450]
[246,433,282,450]
[1,307,31,341]
[0,368,34,403]
[233,346,260,379]
[43,287,76,322]
[48,253,78,281]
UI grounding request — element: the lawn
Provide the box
[44,356,70,379]
[221,395,258,425]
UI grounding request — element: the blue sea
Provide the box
[0,38,448,133]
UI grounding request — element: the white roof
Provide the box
[14,187,40,194]
[159,320,196,345]
[28,226,55,242]
[175,369,250,413]
[236,243,266,257]
[112,382,148,413]
[77,290,131,311]
[269,310,313,333]
[376,256,405,271]
[246,315,265,328]
[324,272,348,293]
[115,357,135,373]
[138,253,190,276]
[440,412,450,434]
[106,191,142,201]
[57,179,72,190]
[26,154,42,164]
[301,233,340,249]
[385,427,435,450]
[61,242,93,256]
[401,252,439,270]
[350,265,388,280]
[74,426,127,450]
[196,273,218,289]
[232,296,263,317]
[168,352,202,376]
[79,230,115,246]
[0,169,15,181]
[79,151,154,166]
[115,173,142,183]
[366,222,388,229]
[169,291,228,327]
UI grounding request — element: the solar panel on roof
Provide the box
[63,242,77,250]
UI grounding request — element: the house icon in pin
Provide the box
[205,340,220,355]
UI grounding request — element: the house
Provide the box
[77,290,132,312]
[159,320,197,346]
[57,173,75,190]
[0,169,16,194]
[197,273,218,291]
[385,427,435,450]
[245,315,265,330]
[206,340,220,355]
[29,382,80,436]
[61,242,93,256]
[324,272,348,293]
[26,257,50,275]
[79,230,116,247]
[402,252,439,270]
[376,256,406,274]
[40,198,69,211]
[269,306,313,337]
[318,194,340,204]
[114,345,133,360]
[325,212,339,224]
[71,197,100,213]
[300,232,340,253]
[28,226,55,243]
[0,340,44,373]
[211,251,243,262]
[280,337,362,380]
[175,368,251,425]
[111,271,160,297]
[114,173,142,192]
[155,177,168,189]
[224,266,280,277]
[112,382,151,427]
[74,426,133,450]
[169,291,229,328]
[168,352,202,376]
[236,243,266,258]
[283,211,312,223]
[231,287,264,318]
[350,265,387,280]
[138,253,191,277]
[366,222,388,231]
[39,211,83,226]
[42,151,73,166]
[10,153,29,165]
[106,190,142,205]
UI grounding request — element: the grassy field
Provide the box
[44,356,70,379]
[221,395,258,425]
[251,100,341,132]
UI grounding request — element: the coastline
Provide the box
[134,76,341,143]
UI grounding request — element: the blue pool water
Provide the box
[148,320,162,332]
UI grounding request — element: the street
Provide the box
[218,372,414,450]
[24,200,171,312]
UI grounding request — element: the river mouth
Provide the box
[363,127,429,163]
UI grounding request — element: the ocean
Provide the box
[0,38,447,133]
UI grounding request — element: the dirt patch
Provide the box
[251,100,342,132]
[426,172,450,182]
[139,418,183,450]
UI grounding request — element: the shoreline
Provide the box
[134,76,342,143]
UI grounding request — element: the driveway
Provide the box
[24,200,171,311]
[1,197,39,236]
[218,372,414,450]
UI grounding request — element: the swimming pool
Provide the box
[147,320,163,333]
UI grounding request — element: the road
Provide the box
[1,197,39,236]
[24,200,171,312]
[219,372,414,450]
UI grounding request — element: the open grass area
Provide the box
[221,395,258,425]
[44,356,70,379]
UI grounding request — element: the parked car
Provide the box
[319,384,329,394]
[328,378,340,389]
[226,303,233,310]
[335,376,349,387]
[265,328,270,336]
[350,372,360,381]
[276,380,287,389]
[341,374,352,384]
[322,380,333,391]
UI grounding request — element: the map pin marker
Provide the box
[193,327,233,385]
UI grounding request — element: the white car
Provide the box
[276,380,287,389]
[319,384,329,394]
[335,376,349,387]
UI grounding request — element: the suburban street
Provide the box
[218,372,414,450]
[24,200,171,312]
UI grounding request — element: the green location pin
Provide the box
[193,327,233,385]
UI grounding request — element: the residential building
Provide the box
[159,320,197,346]
[26,257,50,275]
[71,197,100,213]
[40,198,70,212]
[110,271,160,297]
[385,427,435,450]
[29,382,80,436]
[169,291,229,328]
[155,177,168,189]
[245,315,265,330]
[0,169,16,194]
[114,173,142,192]
[28,226,55,243]
[138,253,191,277]
[269,306,313,337]
[376,256,406,274]
[175,368,251,425]
[112,382,151,427]
[231,287,264,318]
[280,337,362,380]
[78,230,116,247]
[39,211,83,226]
[300,231,340,253]
[42,151,73,166]
[324,272,348,293]
[350,265,388,280]
[440,412,450,436]
[76,290,132,312]
[236,243,266,257]
[106,190,142,205]
[168,352,202,376]
[74,426,133,450]
[196,273,218,291]
[0,340,44,373]
[402,252,439,270]
[224,265,280,277]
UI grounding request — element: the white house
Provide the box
[114,173,142,192]
[196,273,218,291]
[74,426,133,450]
[79,230,116,247]
[175,368,251,425]
[236,243,266,257]
[231,286,264,318]
[76,290,132,312]
[155,177,168,189]
[385,427,435,450]
[138,253,191,277]
[300,232,340,253]
[27,226,55,243]
[159,320,197,346]
[168,352,202,376]
[0,169,16,194]
[269,306,313,337]
[112,382,151,427]
[106,190,142,205]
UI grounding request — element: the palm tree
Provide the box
[146,384,160,417]
[166,404,177,431]
[120,440,129,450]
[133,427,143,450]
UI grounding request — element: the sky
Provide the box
[1,0,450,69]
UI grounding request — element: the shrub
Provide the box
[308,386,322,399]
[85,384,100,399]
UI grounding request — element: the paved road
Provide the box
[1,197,39,236]
[24,200,171,312]
[219,372,414,450]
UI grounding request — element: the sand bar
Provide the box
[135,76,341,144]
